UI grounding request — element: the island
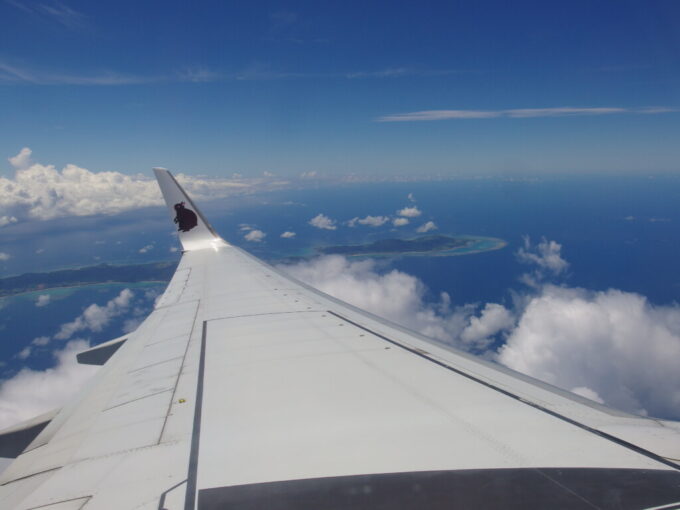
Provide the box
[317,234,506,258]
[0,262,177,298]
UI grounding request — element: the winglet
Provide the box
[153,167,227,251]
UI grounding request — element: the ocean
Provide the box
[2,175,680,378]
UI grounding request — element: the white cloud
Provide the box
[123,317,144,334]
[309,213,337,230]
[16,347,32,360]
[0,60,155,86]
[0,340,99,428]
[8,147,32,169]
[407,193,416,203]
[176,66,220,83]
[32,336,50,346]
[6,1,88,30]
[348,215,389,227]
[169,246,178,252]
[416,221,437,233]
[516,236,568,287]
[0,252,9,261]
[280,255,493,350]
[0,215,17,227]
[280,231,296,238]
[397,206,421,218]
[497,285,680,418]
[392,217,409,227]
[244,229,266,242]
[263,171,275,177]
[54,289,134,340]
[300,171,317,178]
[377,106,677,122]
[460,303,514,349]
[138,244,154,254]
[35,294,51,307]
[0,148,253,221]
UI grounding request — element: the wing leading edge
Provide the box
[0,169,678,509]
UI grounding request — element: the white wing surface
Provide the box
[1,169,679,509]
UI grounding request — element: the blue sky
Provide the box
[1,0,679,176]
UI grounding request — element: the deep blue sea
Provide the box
[2,176,680,378]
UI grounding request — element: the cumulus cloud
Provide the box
[309,213,337,230]
[8,147,32,169]
[0,215,17,227]
[407,193,416,203]
[138,244,154,254]
[244,229,266,242]
[0,252,9,261]
[348,215,389,227]
[460,303,514,349]
[397,206,422,218]
[377,106,677,122]
[0,148,256,222]
[16,347,32,360]
[280,255,497,351]
[0,340,99,428]
[54,289,134,340]
[393,218,409,227]
[35,294,51,307]
[32,336,50,346]
[280,231,296,238]
[497,285,680,418]
[517,236,568,287]
[416,221,437,233]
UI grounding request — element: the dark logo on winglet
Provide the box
[174,202,198,232]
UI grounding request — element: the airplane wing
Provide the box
[1,168,679,509]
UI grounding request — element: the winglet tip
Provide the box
[153,167,224,250]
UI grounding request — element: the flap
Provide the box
[0,408,59,458]
[76,335,127,366]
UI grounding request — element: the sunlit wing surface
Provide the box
[1,168,680,509]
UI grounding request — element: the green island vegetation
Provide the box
[0,262,178,298]
[317,234,506,258]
